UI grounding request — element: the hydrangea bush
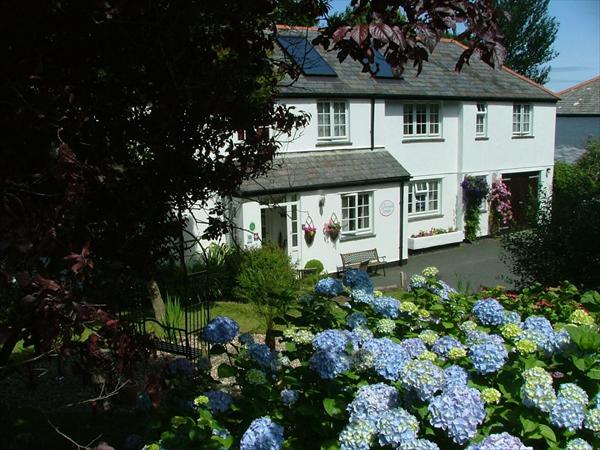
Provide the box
[145,267,600,450]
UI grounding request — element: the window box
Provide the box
[408,230,464,250]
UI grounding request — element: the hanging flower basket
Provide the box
[302,215,317,245]
[323,214,341,241]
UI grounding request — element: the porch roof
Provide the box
[238,148,411,196]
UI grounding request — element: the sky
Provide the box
[326,0,600,93]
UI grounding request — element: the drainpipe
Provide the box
[370,97,375,151]
[399,181,404,265]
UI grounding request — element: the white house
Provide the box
[555,75,600,163]
[188,27,558,274]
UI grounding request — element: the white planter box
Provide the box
[408,230,464,250]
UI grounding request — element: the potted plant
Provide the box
[302,223,317,244]
[323,218,341,241]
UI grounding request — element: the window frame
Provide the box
[408,179,442,217]
[317,99,349,141]
[512,103,533,136]
[475,103,488,138]
[403,102,442,138]
[341,191,373,234]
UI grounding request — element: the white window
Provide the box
[403,103,441,137]
[317,100,348,140]
[512,104,532,136]
[476,103,487,137]
[341,192,372,233]
[408,180,441,215]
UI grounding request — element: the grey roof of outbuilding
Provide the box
[276,29,558,102]
[238,149,410,196]
[556,76,600,116]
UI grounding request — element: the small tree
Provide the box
[234,244,297,347]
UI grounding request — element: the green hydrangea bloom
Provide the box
[515,339,537,354]
[417,350,437,362]
[419,330,439,345]
[400,301,418,314]
[418,309,431,319]
[448,347,467,360]
[422,266,439,278]
[501,323,523,340]
[376,318,396,335]
[459,320,478,332]
[480,388,501,404]
[247,369,267,385]
[569,309,595,326]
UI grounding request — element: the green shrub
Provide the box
[234,243,297,338]
[553,161,597,208]
[161,293,184,340]
[576,137,600,185]
[304,259,324,274]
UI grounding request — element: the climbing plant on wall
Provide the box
[461,176,490,241]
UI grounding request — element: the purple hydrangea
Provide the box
[431,336,465,358]
[429,280,457,301]
[347,383,399,424]
[204,390,233,413]
[309,350,351,379]
[240,417,284,450]
[362,338,410,381]
[203,316,240,344]
[398,439,440,450]
[428,386,486,445]
[472,298,506,326]
[466,432,532,450]
[469,340,508,374]
[315,277,344,297]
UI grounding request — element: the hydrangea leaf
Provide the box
[323,397,346,418]
[586,367,600,379]
[538,424,556,443]
[217,363,236,378]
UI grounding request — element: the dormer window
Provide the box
[317,100,348,141]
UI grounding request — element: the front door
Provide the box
[502,171,540,228]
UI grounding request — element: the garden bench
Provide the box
[339,248,386,276]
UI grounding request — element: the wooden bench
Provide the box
[340,248,386,276]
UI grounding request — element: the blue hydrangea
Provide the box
[398,439,440,450]
[375,408,419,447]
[565,438,594,450]
[465,330,505,346]
[441,365,469,392]
[523,316,554,334]
[429,280,457,301]
[346,312,368,329]
[428,386,486,445]
[167,358,195,377]
[472,298,506,326]
[362,338,410,381]
[309,350,351,379]
[595,392,600,409]
[240,417,284,450]
[203,316,240,344]
[469,340,508,374]
[248,343,279,371]
[350,289,375,304]
[551,329,572,353]
[503,310,522,324]
[521,367,556,412]
[239,332,255,345]
[408,274,427,290]
[466,432,532,450]
[584,408,600,432]
[431,336,465,358]
[339,420,374,450]
[549,396,585,431]
[347,383,399,424]
[351,326,374,345]
[313,329,357,353]
[204,390,233,413]
[343,270,374,293]
[558,383,589,405]
[398,338,427,359]
[280,389,299,407]
[315,277,344,297]
[370,296,400,318]
[399,359,445,401]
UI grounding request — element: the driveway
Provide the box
[372,238,514,292]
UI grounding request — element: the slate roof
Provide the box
[556,76,600,116]
[276,28,558,102]
[239,149,410,196]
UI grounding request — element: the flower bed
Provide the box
[144,270,600,450]
[408,230,464,250]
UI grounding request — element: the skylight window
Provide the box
[277,36,337,77]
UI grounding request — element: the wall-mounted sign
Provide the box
[249,222,256,231]
[379,200,395,217]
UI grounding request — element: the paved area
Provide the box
[371,238,514,292]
